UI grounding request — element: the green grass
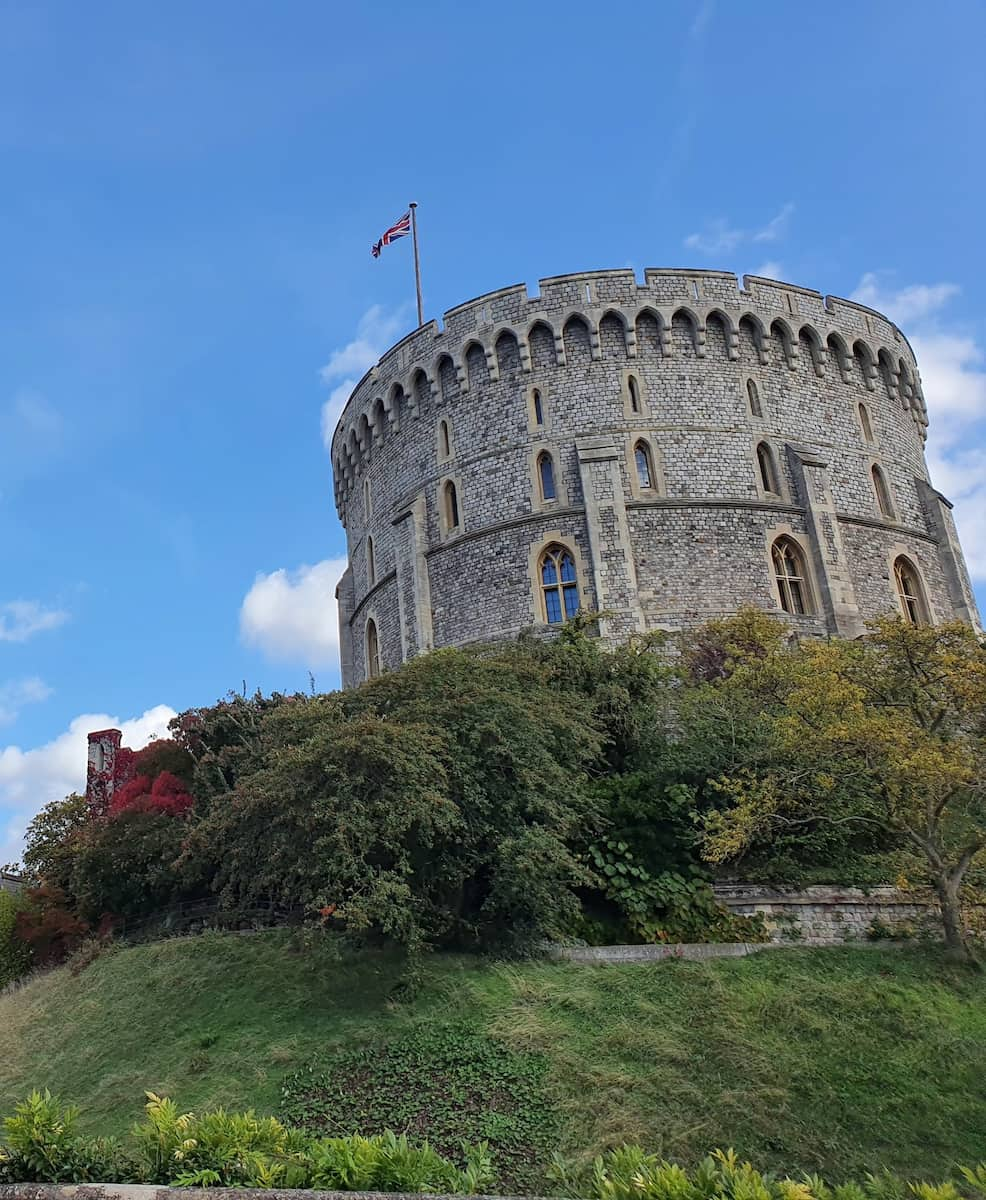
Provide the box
[1,931,984,1183]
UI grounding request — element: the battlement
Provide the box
[329,267,929,518]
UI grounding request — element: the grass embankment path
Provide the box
[1,932,984,1182]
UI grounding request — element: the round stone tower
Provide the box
[330,268,980,687]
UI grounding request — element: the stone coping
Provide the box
[0,1189,534,1200]
[547,940,907,963]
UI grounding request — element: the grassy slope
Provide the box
[1,932,984,1179]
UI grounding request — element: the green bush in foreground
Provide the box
[0,1089,494,1192]
[3,1091,986,1197]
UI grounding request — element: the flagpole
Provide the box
[409,202,424,327]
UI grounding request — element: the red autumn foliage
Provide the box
[15,883,90,966]
[108,770,194,818]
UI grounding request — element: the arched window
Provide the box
[438,419,451,461]
[771,537,812,615]
[532,388,544,426]
[634,441,654,490]
[628,374,641,414]
[366,618,381,679]
[894,557,929,625]
[872,464,895,519]
[538,452,556,501]
[92,743,104,772]
[540,544,580,624]
[858,403,874,443]
[757,442,780,496]
[747,379,762,417]
[366,536,376,587]
[444,480,460,530]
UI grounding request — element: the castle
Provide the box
[330,268,980,687]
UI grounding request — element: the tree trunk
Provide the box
[934,873,972,962]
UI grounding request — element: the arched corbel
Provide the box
[694,320,707,359]
[484,344,499,382]
[589,319,602,362]
[518,334,532,373]
[553,327,567,367]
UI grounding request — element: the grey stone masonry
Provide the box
[330,267,981,686]
[712,883,971,944]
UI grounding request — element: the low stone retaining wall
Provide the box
[712,883,937,944]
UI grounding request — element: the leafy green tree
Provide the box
[699,615,986,960]
[184,647,601,953]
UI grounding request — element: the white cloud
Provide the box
[684,204,794,258]
[0,678,52,726]
[319,305,409,451]
[849,274,986,581]
[684,219,744,256]
[0,704,176,867]
[753,261,784,280]
[0,600,69,643]
[752,203,795,243]
[240,557,347,668]
[851,272,961,327]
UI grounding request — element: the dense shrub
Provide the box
[3,1092,986,1195]
[551,1146,986,1200]
[0,891,31,988]
[1,1090,494,1192]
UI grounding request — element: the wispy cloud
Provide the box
[0,600,69,643]
[752,202,794,243]
[850,273,986,581]
[753,261,784,281]
[684,204,795,258]
[240,557,348,669]
[319,304,409,450]
[0,678,52,725]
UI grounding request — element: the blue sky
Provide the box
[2,0,985,864]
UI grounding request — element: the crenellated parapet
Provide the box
[330,268,928,519]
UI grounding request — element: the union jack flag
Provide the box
[371,211,411,258]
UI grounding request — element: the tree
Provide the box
[700,615,986,960]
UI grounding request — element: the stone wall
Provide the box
[330,267,981,687]
[713,883,941,944]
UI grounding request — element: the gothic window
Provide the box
[93,743,104,772]
[538,451,557,501]
[438,419,451,461]
[540,544,580,624]
[872,464,895,519]
[859,403,874,443]
[628,374,641,413]
[634,441,654,490]
[444,480,460,531]
[772,537,812,615]
[366,536,376,587]
[366,618,381,679]
[757,441,781,496]
[533,388,544,426]
[894,556,929,625]
[747,379,762,417]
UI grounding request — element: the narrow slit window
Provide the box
[859,403,874,442]
[894,557,929,625]
[747,379,762,417]
[439,420,451,460]
[757,442,780,495]
[634,441,654,490]
[771,537,812,616]
[540,544,580,624]
[366,536,376,586]
[538,452,556,501]
[366,619,381,679]
[872,465,894,519]
[444,480,460,530]
[533,389,544,426]
[628,375,641,414]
